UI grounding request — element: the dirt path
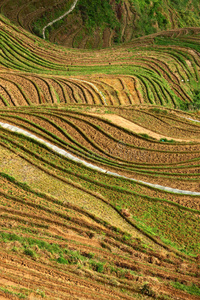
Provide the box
[42,0,79,39]
[95,113,200,142]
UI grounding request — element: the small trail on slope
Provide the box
[42,0,79,40]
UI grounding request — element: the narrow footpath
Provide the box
[42,0,79,39]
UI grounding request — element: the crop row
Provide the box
[1,107,200,170]
[1,109,200,172]
[0,126,199,257]
[0,152,199,299]
[1,14,200,108]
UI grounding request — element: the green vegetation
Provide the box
[171,282,200,296]
[155,36,200,53]
[131,0,168,36]
[91,261,105,273]
[77,0,120,33]
[33,0,74,38]
[159,138,175,143]
[1,0,200,48]
[179,88,200,111]
[0,287,26,299]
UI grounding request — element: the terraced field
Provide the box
[0,104,200,299]
[1,13,200,110]
[0,0,200,48]
[0,3,200,300]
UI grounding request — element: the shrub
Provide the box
[140,283,155,296]
[57,256,69,264]
[24,248,36,258]
[91,261,105,273]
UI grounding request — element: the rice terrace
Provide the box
[0,0,200,299]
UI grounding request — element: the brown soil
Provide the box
[92,113,200,142]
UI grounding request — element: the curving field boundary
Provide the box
[42,0,79,39]
[0,121,200,196]
[71,78,108,105]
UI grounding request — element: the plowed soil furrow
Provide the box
[0,178,107,229]
[0,251,198,300]
[98,79,124,105]
[135,59,188,103]
[0,78,26,106]
[69,80,96,105]
[58,79,77,103]
[0,125,199,195]
[0,192,106,233]
[1,142,162,248]
[0,85,14,106]
[0,257,132,300]
[0,192,112,233]
[26,76,52,103]
[22,112,115,159]
[117,78,132,105]
[38,77,55,103]
[44,78,65,103]
[0,176,198,274]
[122,76,141,104]
[118,109,200,138]
[0,114,112,162]
[77,79,108,105]
[147,57,180,84]
[53,78,69,103]
[4,74,38,105]
[0,131,199,300]
[21,75,43,104]
[51,110,200,151]
[67,80,89,104]
[1,124,200,195]
[62,80,83,103]
[90,80,114,105]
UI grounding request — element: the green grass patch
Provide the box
[0,287,26,299]
[171,282,200,296]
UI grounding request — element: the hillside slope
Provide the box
[0,105,200,299]
[0,3,200,300]
[0,13,200,109]
[0,0,200,48]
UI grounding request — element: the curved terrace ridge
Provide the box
[0,121,200,196]
[42,0,79,39]
[71,78,108,105]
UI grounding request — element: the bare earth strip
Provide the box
[95,114,200,142]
